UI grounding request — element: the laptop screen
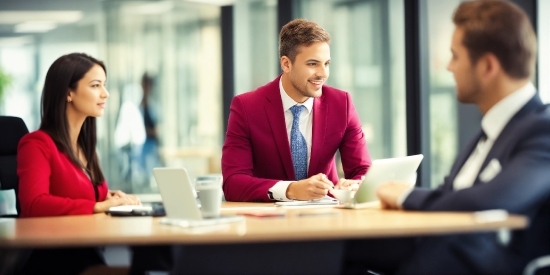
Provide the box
[153,167,203,220]
[353,154,423,203]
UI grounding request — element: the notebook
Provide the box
[341,154,423,209]
[152,167,244,227]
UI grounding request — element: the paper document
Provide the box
[275,196,338,207]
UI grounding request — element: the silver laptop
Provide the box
[344,154,423,208]
[153,167,244,227]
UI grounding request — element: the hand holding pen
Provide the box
[286,173,334,201]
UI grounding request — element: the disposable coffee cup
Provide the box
[195,179,222,218]
[0,189,17,216]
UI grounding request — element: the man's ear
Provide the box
[280,56,292,73]
[478,53,501,80]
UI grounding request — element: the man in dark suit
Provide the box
[222,19,371,202]
[346,1,550,274]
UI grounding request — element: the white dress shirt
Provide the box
[268,77,314,201]
[397,82,536,205]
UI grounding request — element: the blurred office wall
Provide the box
[297,0,407,164]
[0,0,221,194]
[233,0,278,95]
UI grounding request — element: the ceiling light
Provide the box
[122,1,174,15]
[0,11,83,24]
[185,0,236,5]
[14,21,57,33]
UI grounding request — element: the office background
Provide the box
[0,0,548,195]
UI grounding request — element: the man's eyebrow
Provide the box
[305,59,331,63]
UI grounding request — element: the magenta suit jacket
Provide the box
[222,75,371,202]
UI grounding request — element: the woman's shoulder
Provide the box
[19,130,56,149]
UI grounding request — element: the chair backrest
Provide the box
[0,116,29,217]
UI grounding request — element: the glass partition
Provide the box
[422,0,463,187]
[233,0,278,95]
[296,0,407,176]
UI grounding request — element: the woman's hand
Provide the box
[107,190,139,200]
[94,190,141,213]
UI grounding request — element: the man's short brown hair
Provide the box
[453,0,537,79]
[279,19,331,63]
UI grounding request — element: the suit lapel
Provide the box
[309,94,327,177]
[264,77,295,180]
[474,95,543,185]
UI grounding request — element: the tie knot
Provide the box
[480,130,488,142]
[290,105,305,119]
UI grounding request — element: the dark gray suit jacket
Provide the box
[402,95,550,274]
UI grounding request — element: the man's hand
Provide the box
[376,181,412,209]
[286,173,334,201]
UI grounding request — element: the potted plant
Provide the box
[0,67,13,105]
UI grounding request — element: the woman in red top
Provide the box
[17,53,140,274]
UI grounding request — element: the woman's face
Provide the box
[67,64,109,118]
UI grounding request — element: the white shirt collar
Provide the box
[481,82,536,140]
[279,76,314,113]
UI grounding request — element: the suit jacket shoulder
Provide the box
[234,76,280,103]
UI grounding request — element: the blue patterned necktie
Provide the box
[290,105,308,180]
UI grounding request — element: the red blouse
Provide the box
[17,130,108,217]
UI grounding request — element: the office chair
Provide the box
[0,116,29,217]
[524,255,550,275]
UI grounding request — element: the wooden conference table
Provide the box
[0,202,527,274]
[0,202,527,248]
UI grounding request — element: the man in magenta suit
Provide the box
[222,19,371,202]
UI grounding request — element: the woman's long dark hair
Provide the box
[40,53,106,187]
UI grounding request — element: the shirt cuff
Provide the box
[396,187,414,208]
[268,181,294,201]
